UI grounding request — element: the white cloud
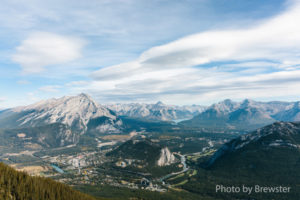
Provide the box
[136,3,300,70]
[90,1,300,79]
[12,32,85,74]
[83,1,300,104]
[82,67,300,104]
[39,85,61,93]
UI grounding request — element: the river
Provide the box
[51,164,64,173]
[172,118,191,124]
[159,154,189,182]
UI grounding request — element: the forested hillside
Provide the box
[0,162,98,200]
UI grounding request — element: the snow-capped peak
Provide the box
[211,99,239,113]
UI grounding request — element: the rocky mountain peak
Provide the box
[155,101,165,107]
[10,94,117,131]
[240,99,256,108]
[78,92,91,99]
[223,99,235,105]
[211,99,238,113]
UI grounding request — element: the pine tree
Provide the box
[0,162,101,200]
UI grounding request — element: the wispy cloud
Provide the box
[92,1,300,79]
[1,0,298,106]
[78,1,300,104]
[12,32,85,74]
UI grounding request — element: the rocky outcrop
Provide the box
[157,147,176,166]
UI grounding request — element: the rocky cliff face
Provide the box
[157,147,176,166]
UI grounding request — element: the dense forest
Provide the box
[0,162,99,200]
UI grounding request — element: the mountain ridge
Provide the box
[105,102,206,121]
[181,99,298,131]
[208,121,300,167]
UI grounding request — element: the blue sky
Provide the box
[1,0,300,108]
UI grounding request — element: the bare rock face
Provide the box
[157,147,176,166]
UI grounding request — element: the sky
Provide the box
[1,0,300,108]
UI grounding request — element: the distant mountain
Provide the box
[273,101,300,121]
[0,162,98,200]
[106,102,206,121]
[0,94,123,147]
[181,99,294,131]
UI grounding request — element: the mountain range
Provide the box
[1,94,300,199]
[181,99,299,131]
[2,94,300,149]
[106,101,206,121]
